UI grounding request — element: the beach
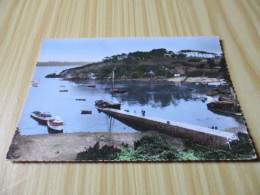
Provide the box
[7,131,185,162]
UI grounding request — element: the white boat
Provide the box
[31,81,39,87]
[30,111,52,125]
[47,116,64,133]
[208,80,227,86]
[208,82,221,86]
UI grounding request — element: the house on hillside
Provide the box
[201,59,208,63]
[214,57,222,64]
[117,55,128,61]
[174,73,181,77]
[148,70,155,76]
[164,54,172,58]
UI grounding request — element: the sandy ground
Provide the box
[7,131,184,162]
[185,77,219,83]
[167,77,187,82]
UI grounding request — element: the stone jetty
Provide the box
[98,108,239,147]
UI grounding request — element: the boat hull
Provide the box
[113,90,127,94]
[30,114,49,125]
[47,126,63,134]
[95,101,121,110]
[47,121,63,134]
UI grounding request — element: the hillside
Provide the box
[46,49,229,81]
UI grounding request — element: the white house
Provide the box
[164,54,172,58]
[148,70,155,76]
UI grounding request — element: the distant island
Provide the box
[37,61,92,66]
[45,48,230,82]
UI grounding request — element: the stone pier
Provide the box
[98,108,239,147]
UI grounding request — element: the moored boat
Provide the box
[31,81,39,87]
[95,100,121,110]
[113,90,127,94]
[30,111,52,125]
[81,110,92,114]
[95,68,121,110]
[88,85,96,88]
[75,98,86,101]
[47,116,64,133]
[59,90,68,92]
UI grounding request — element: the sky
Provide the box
[37,36,223,62]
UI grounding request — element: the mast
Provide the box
[112,69,115,89]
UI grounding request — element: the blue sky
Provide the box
[37,37,223,62]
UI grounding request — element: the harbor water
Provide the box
[18,66,244,135]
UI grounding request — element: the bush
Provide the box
[76,142,121,161]
[188,58,201,62]
[75,134,256,161]
[117,136,178,161]
[198,63,205,69]
[183,133,255,160]
[186,70,204,77]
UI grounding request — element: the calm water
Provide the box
[18,66,244,135]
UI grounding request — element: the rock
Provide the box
[206,88,230,96]
[45,73,62,78]
[218,96,233,101]
[207,101,240,113]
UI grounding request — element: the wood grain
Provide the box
[0,0,260,194]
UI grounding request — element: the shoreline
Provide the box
[64,76,226,84]
[7,125,248,162]
[7,131,185,161]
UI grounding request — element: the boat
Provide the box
[113,90,127,94]
[47,116,63,133]
[75,98,86,101]
[95,100,121,109]
[30,111,52,125]
[88,85,96,88]
[111,87,118,90]
[81,110,92,114]
[208,80,227,86]
[31,81,39,87]
[59,90,68,92]
[95,67,121,109]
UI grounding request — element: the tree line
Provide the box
[102,48,220,64]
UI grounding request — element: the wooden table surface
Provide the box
[0,0,259,194]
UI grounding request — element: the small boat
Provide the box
[59,90,68,92]
[81,110,92,114]
[75,98,86,101]
[95,68,121,110]
[113,90,127,94]
[208,82,221,86]
[111,87,118,90]
[95,100,121,110]
[47,116,63,133]
[88,85,96,88]
[30,111,52,125]
[31,81,39,87]
[208,80,227,86]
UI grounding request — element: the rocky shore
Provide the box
[206,87,241,114]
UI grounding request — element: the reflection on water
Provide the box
[18,66,245,135]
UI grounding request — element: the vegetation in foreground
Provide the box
[75,133,256,161]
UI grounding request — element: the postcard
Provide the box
[7,37,257,162]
